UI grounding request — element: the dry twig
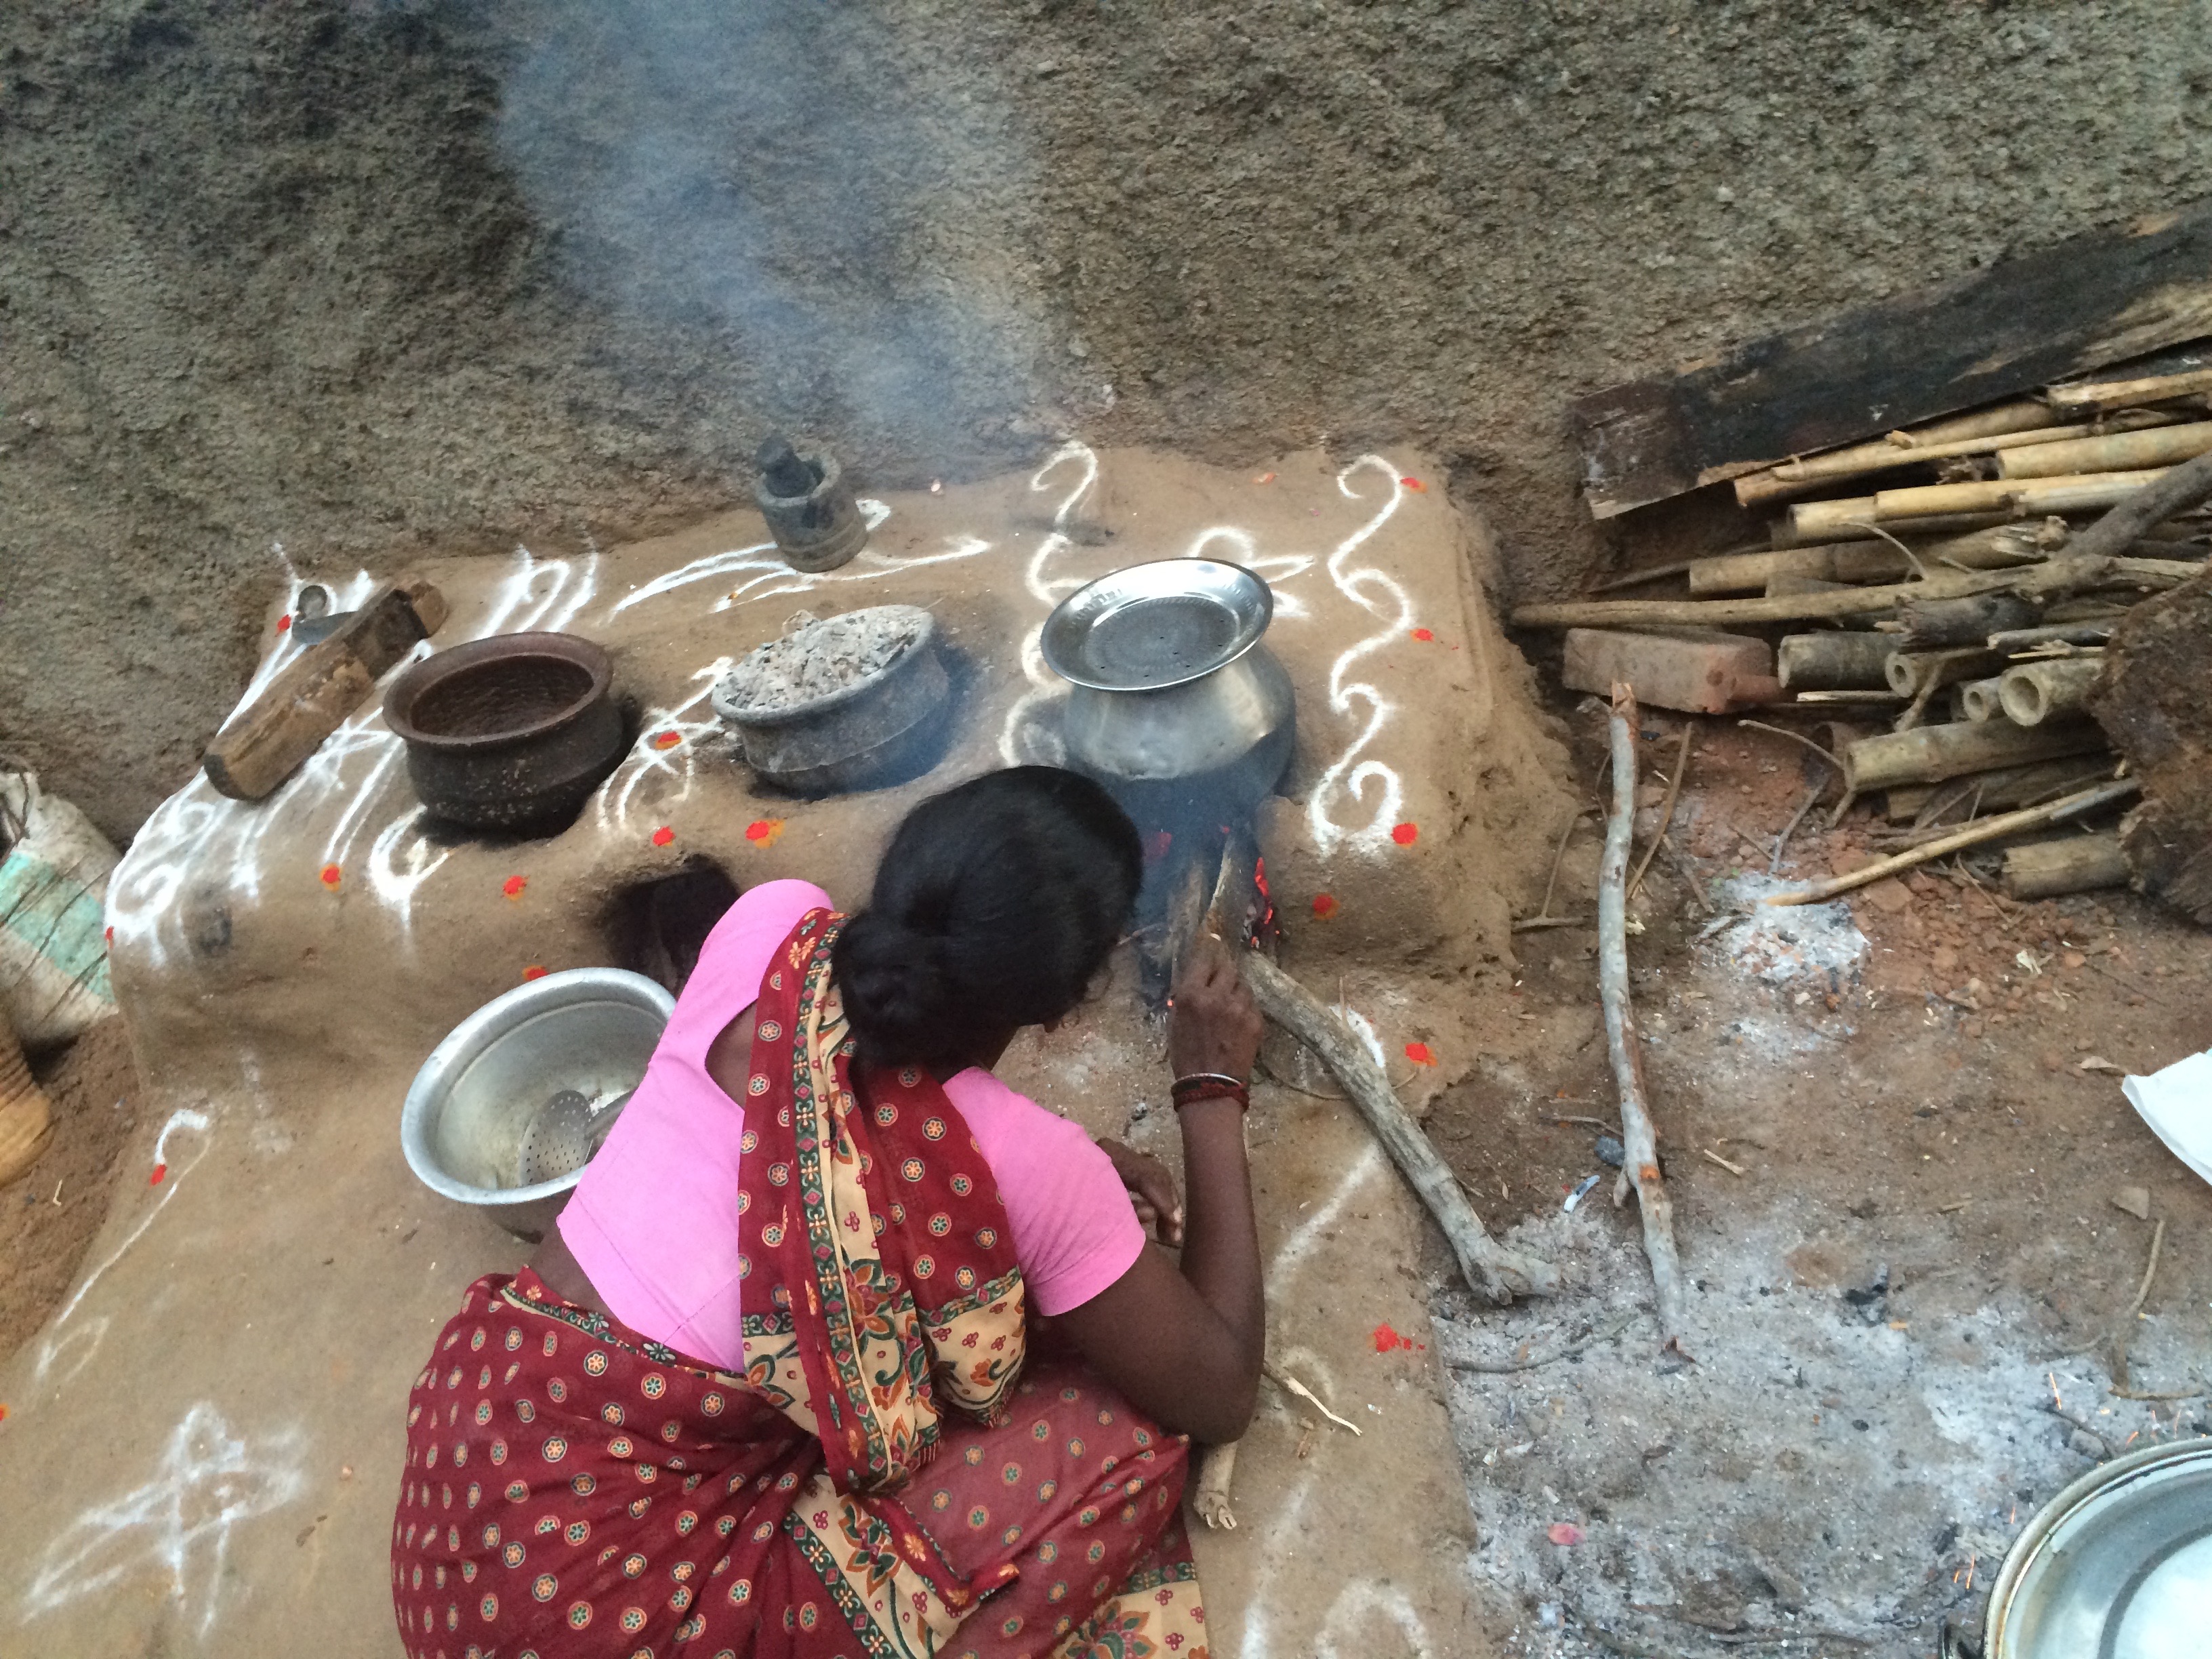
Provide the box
[1444,1313,1639,1374]
[1600,688,1689,1351]
[1627,724,1694,901]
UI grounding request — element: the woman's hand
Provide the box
[1098,1136,1183,1246]
[1166,934,1264,1082]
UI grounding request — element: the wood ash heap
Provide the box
[714,605,928,713]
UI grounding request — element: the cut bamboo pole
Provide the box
[1958,677,2007,723]
[1884,649,2003,699]
[2049,365,2212,415]
[1788,470,2171,541]
[1998,422,2212,480]
[1731,399,2053,507]
[1998,657,2104,726]
[1988,621,2118,651]
[1597,688,1687,1350]
[1896,593,2042,649]
[2065,447,2212,562]
[1778,632,1896,691]
[1763,779,2139,906]
[1841,718,2109,793]
[2002,832,2133,899]
[1732,417,2187,508]
[1511,553,2195,632]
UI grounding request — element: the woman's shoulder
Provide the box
[941,1069,1095,1155]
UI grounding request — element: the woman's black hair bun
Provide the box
[831,767,1141,1071]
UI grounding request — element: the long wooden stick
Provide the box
[1599,689,1689,1351]
[1626,723,1692,901]
[2064,446,2212,562]
[1760,779,2139,907]
[1239,953,1559,1303]
[2049,365,2212,414]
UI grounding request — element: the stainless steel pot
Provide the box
[1042,559,1294,806]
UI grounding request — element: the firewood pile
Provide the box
[1517,359,2212,912]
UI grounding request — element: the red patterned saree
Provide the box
[392,909,1208,1659]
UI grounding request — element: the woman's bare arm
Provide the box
[1051,938,1265,1443]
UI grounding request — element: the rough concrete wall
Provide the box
[7,0,2212,842]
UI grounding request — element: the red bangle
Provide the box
[1171,1075,1250,1112]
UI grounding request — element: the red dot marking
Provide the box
[150,1163,167,1187]
[276,615,292,632]
[319,863,342,890]
[651,826,675,847]
[104,926,115,945]
[744,819,785,846]
[1399,476,1427,492]
[1391,823,1419,846]
[1410,627,1434,642]
[1373,1322,1408,1353]
[0,1404,8,1422]
[651,731,682,751]
[1311,893,1339,920]
[1405,1042,1435,1067]
[523,965,549,981]
[1549,1522,1584,1547]
[502,875,527,899]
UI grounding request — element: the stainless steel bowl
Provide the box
[1043,560,1294,804]
[399,968,673,1240]
[1040,558,1273,691]
[1985,1438,2212,1658]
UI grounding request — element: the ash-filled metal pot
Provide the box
[711,606,951,796]
[1042,559,1294,811]
[384,632,628,831]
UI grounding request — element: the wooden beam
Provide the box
[1569,199,2212,518]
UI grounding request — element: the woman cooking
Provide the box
[392,766,1265,1658]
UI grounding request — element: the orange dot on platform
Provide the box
[523,965,549,981]
[1311,893,1339,920]
[651,826,675,847]
[1405,1042,1436,1066]
[1410,627,1434,642]
[1391,823,1419,846]
[651,731,682,750]
[319,863,342,889]
[745,819,785,846]
[502,875,528,899]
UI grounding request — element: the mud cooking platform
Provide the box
[0,446,1568,1656]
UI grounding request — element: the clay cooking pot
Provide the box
[384,632,628,831]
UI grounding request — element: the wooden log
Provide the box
[1561,629,1776,714]
[1998,421,2212,480]
[1764,779,2138,906]
[203,577,449,801]
[1988,621,2119,651]
[1729,413,2182,506]
[1958,677,2007,723]
[1596,690,1688,1349]
[1897,593,2042,649]
[1570,197,2212,518]
[1689,542,1889,594]
[1770,507,2022,548]
[1778,632,1896,691]
[1999,657,2105,726]
[1766,573,1850,597]
[1787,470,2171,541]
[2049,365,2212,415]
[1511,553,2192,632]
[1884,649,2004,699]
[2002,832,2133,899]
[1841,717,2109,793]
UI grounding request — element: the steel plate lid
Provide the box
[1040,559,1274,692]
[1986,1439,2212,1659]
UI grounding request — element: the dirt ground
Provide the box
[0,1019,140,1365]
[9,1,2212,843]
[1418,704,2212,1658]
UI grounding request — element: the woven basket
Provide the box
[0,1007,54,1188]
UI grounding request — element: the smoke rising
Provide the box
[495,0,1054,473]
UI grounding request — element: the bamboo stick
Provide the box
[2049,365,2212,415]
[1762,779,2139,907]
[2002,832,2133,899]
[1957,677,2006,723]
[1511,553,2195,632]
[1896,593,2042,649]
[1998,657,2104,726]
[1884,649,2003,699]
[1729,419,2182,508]
[1778,632,1896,691]
[1987,621,2118,651]
[2065,447,2212,562]
[1998,422,2212,480]
[1841,717,2110,793]
[1787,470,2171,541]
[1731,398,2054,508]
[1597,688,1687,1350]
[1883,757,2117,823]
